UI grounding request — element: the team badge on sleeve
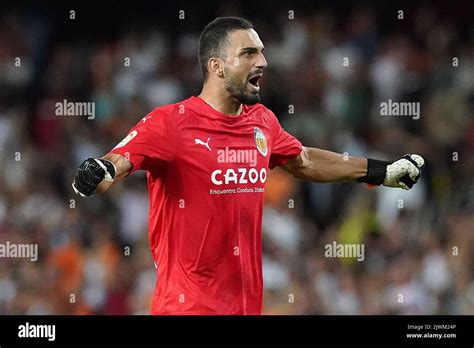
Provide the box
[254,127,268,157]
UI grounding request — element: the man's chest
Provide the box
[173,120,272,189]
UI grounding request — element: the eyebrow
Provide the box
[239,47,265,54]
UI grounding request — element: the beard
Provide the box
[223,67,260,105]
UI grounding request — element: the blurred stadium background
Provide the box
[0,1,473,314]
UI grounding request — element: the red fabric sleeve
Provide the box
[109,108,177,173]
[268,109,303,169]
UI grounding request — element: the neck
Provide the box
[198,83,242,116]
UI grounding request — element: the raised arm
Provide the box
[283,146,425,190]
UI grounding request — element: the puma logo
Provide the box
[195,137,211,151]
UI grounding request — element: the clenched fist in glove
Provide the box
[72,158,116,197]
[358,154,425,190]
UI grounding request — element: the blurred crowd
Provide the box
[0,2,473,314]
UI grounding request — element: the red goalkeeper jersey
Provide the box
[110,96,302,314]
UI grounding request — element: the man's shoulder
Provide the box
[246,103,278,124]
[148,97,193,116]
[143,97,198,128]
[246,102,265,112]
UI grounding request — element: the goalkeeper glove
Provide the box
[72,158,116,197]
[358,154,425,190]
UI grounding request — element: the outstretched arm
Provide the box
[283,146,424,190]
[283,147,367,182]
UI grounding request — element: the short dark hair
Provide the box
[198,17,254,81]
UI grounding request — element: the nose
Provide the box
[256,51,267,69]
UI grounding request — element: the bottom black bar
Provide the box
[0,315,473,346]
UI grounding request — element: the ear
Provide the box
[208,57,224,78]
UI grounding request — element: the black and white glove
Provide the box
[358,154,425,190]
[72,158,116,197]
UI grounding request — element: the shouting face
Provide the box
[221,29,267,105]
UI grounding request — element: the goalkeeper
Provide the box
[72,17,424,314]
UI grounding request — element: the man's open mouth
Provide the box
[248,74,263,89]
